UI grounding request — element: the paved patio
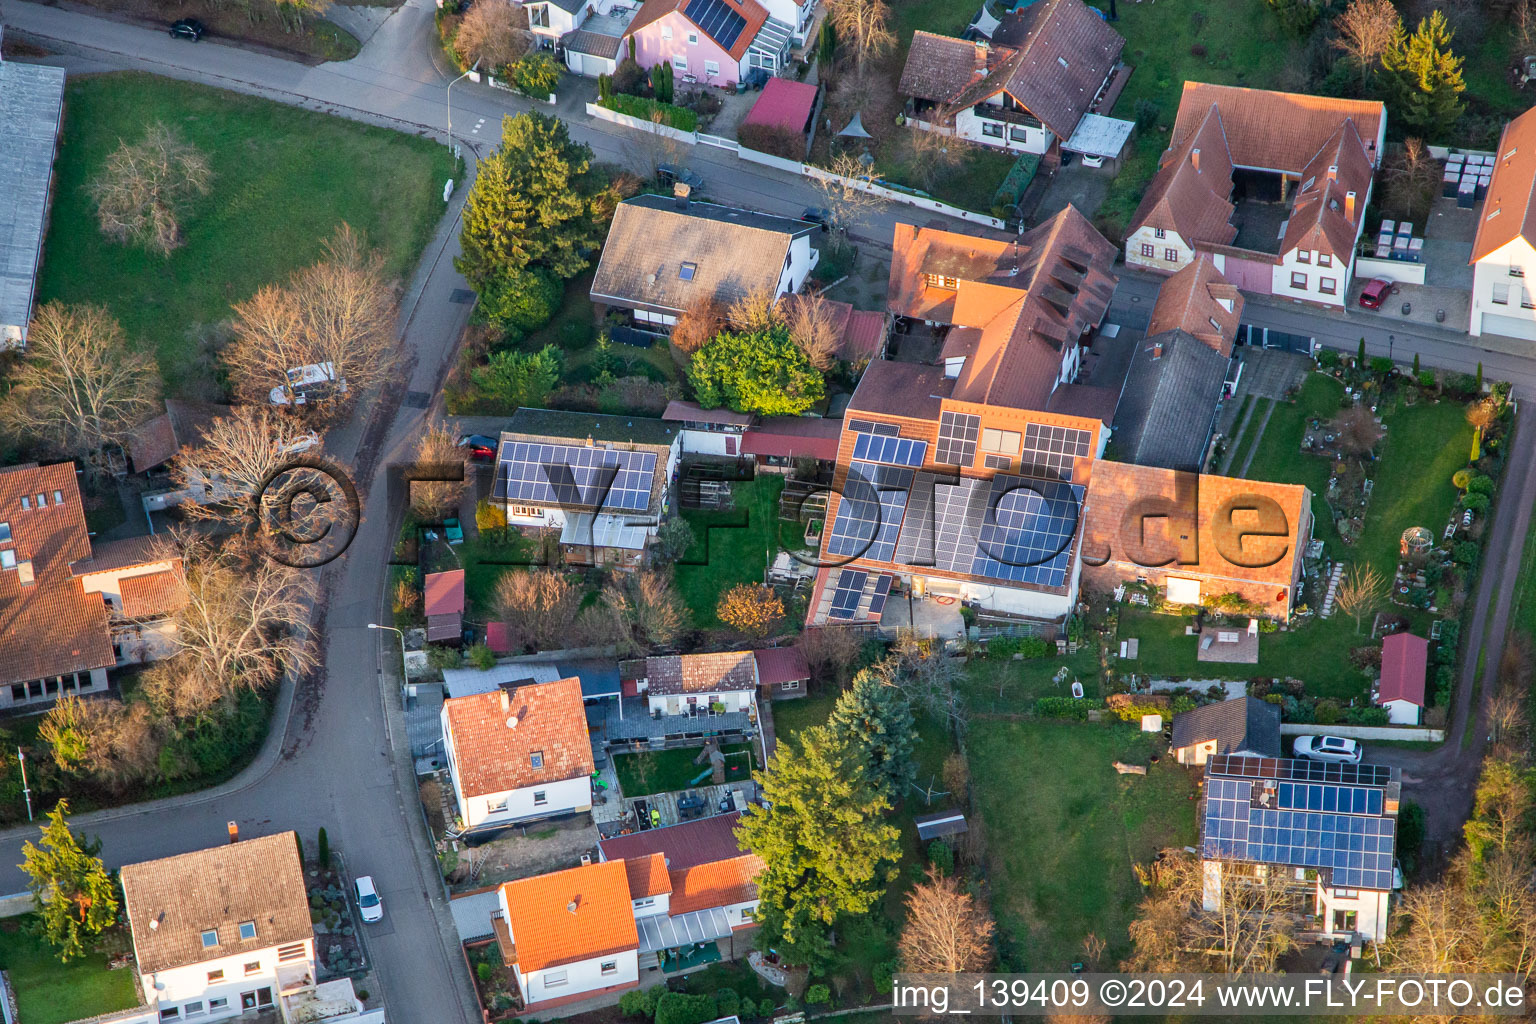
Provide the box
[589,697,757,744]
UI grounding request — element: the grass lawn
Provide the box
[874,138,1020,214]
[968,720,1197,971]
[674,475,787,630]
[0,918,140,1024]
[960,648,1106,712]
[37,73,456,397]
[1228,397,1272,475]
[768,689,837,746]
[613,742,758,796]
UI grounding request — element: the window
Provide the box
[529,4,549,26]
[1290,272,1308,289]
[201,929,219,948]
[530,750,544,769]
[634,897,655,909]
[704,60,720,76]
[34,494,44,507]
[780,679,800,691]
[1296,250,1311,264]
[741,907,755,921]
[509,505,543,518]
[209,1000,229,1012]
[244,961,261,977]
[601,960,619,976]
[1512,266,1526,277]
[1524,289,1536,310]
[980,427,1021,456]
[1333,888,1359,899]
[1332,910,1358,932]
[1319,277,1337,295]
[9,684,23,702]
[1208,317,1222,331]
[981,122,1003,138]
[678,263,696,281]
[160,1009,181,1022]
[1140,243,1155,258]
[1494,283,1511,305]
[239,921,257,941]
[0,522,9,542]
[983,453,1012,469]
[534,790,548,806]
[1008,126,1029,142]
[19,496,29,510]
[545,969,569,988]
[207,970,224,983]
[1318,253,1332,267]
[53,490,62,504]
[687,31,698,44]
[661,24,672,37]
[184,1003,205,1018]
[488,796,509,813]
[671,54,688,72]
[277,943,306,963]
[1153,227,1166,239]
[1164,248,1178,261]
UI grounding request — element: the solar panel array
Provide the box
[683,0,747,50]
[1208,755,1395,788]
[828,570,868,619]
[825,462,913,562]
[849,419,900,437]
[868,575,893,616]
[852,431,928,467]
[1202,777,1397,891]
[1277,782,1384,817]
[1021,423,1092,481]
[934,412,980,466]
[496,442,656,512]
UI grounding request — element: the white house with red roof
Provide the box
[1377,632,1427,725]
[1469,106,1536,339]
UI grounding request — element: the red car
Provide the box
[1358,278,1396,310]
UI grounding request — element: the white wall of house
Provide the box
[3,666,109,710]
[1381,697,1421,725]
[722,898,759,928]
[1175,739,1219,766]
[943,103,1051,155]
[78,559,179,609]
[141,938,316,1023]
[1470,238,1536,340]
[1125,225,1195,273]
[1315,883,1390,943]
[778,235,819,297]
[507,503,568,530]
[498,881,641,1010]
[524,0,581,41]
[677,427,746,457]
[631,892,671,917]
[952,577,1073,620]
[441,724,593,831]
[1270,246,1348,307]
[646,689,756,715]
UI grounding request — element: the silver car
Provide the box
[1292,735,1363,764]
[354,875,384,923]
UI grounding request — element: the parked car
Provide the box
[269,362,348,406]
[800,207,832,231]
[657,164,705,192]
[169,18,206,40]
[1292,735,1363,764]
[1080,154,1106,168]
[353,875,383,923]
[1358,278,1396,310]
[457,434,498,460]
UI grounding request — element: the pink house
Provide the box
[624,0,791,89]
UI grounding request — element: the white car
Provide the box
[354,875,383,923]
[269,362,348,406]
[1292,735,1363,764]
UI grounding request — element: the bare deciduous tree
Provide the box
[898,865,996,973]
[1467,397,1502,433]
[782,293,841,370]
[891,632,967,733]
[1332,405,1384,458]
[410,423,468,520]
[149,537,317,719]
[1332,0,1400,87]
[904,126,968,193]
[826,0,895,78]
[223,224,398,409]
[2,303,162,468]
[171,406,324,522]
[628,570,687,649]
[726,284,783,334]
[812,152,885,246]
[797,625,864,688]
[39,695,160,791]
[1125,855,1296,974]
[1384,138,1441,224]
[1335,562,1387,634]
[671,294,725,356]
[452,1,533,71]
[495,570,583,653]
[89,123,212,256]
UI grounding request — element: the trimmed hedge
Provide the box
[987,635,1051,658]
[1035,696,1103,719]
[599,94,699,133]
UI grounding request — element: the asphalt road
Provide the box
[0,1,1532,1016]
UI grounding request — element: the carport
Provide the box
[1062,113,1134,172]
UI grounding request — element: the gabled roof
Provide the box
[1145,256,1243,357]
[625,0,771,61]
[753,646,811,686]
[0,463,114,687]
[1379,633,1428,707]
[624,852,673,899]
[1110,331,1230,472]
[1130,104,1237,249]
[442,677,595,797]
[500,860,638,972]
[669,853,762,914]
[1170,82,1383,174]
[70,534,171,576]
[1472,105,1536,264]
[0,60,65,342]
[127,400,233,473]
[645,651,758,695]
[742,77,819,132]
[424,569,466,617]
[1170,696,1280,755]
[741,415,841,462]
[118,569,189,619]
[599,810,752,869]
[591,196,814,317]
[120,832,311,976]
[1279,119,1373,259]
[899,32,1006,103]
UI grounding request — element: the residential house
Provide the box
[624,0,793,89]
[424,568,465,643]
[493,408,681,569]
[628,651,759,715]
[440,677,596,833]
[1111,256,1243,472]
[752,646,810,699]
[899,0,1126,157]
[0,55,65,349]
[662,401,842,470]
[1170,695,1281,765]
[590,195,819,332]
[1,464,185,711]
[1201,754,1400,942]
[1377,632,1427,725]
[1469,106,1536,339]
[1079,460,1312,620]
[1127,83,1386,308]
[806,207,1119,627]
[117,831,380,1024]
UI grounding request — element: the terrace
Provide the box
[588,696,757,744]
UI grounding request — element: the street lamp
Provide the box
[367,622,408,684]
[446,61,480,135]
[1388,334,1395,365]
[17,747,31,822]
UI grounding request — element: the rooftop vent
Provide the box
[506,716,519,729]
[567,900,579,915]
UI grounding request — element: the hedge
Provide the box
[655,993,718,1024]
[599,94,699,133]
[1034,696,1103,719]
[988,635,1051,658]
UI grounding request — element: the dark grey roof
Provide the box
[0,61,65,342]
[563,27,623,56]
[914,810,968,840]
[548,0,587,13]
[1110,331,1230,472]
[505,408,678,447]
[1171,696,1280,756]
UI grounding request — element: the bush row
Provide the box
[598,93,699,133]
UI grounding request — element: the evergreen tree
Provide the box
[736,725,901,969]
[1381,12,1466,139]
[828,662,917,801]
[1357,337,1366,366]
[1412,352,1420,375]
[19,802,119,962]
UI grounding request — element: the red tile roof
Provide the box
[1146,256,1244,357]
[425,569,465,616]
[668,853,763,914]
[753,646,810,687]
[598,811,751,869]
[741,417,841,462]
[644,652,758,695]
[443,678,594,798]
[1130,104,1237,249]
[626,0,770,61]
[500,860,638,972]
[70,535,168,576]
[0,463,114,687]
[118,569,188,619]
[1279,119,1373,259]
[624,853,673,900]
[742,77,819,133]
[1379,633,1427,707]
[1472,105,1536,263]
[1170,83,1383,174]
[486,621,512,654]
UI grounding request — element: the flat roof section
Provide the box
[0,61,66,345]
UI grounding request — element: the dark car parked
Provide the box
[169,17,206,39]
[801,207,832,231]
[657,163,705,192]
[457,434,498,460]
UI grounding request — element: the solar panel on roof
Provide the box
[828,570,868,619]
[934,411,979,466]
[852,431,927,467]
[1021,422,1092,481]
[494,442,656,512]
[683,0,747,51]
[1207,754,1395,788]
[971,474,1080,587]
[868,574,893,616]
[826,462,913,562]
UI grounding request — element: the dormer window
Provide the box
[239,920,257,940]
[53,490,63,504]
[531,750,544,769]
[201,929,219,948]
[1208,317,1222,331]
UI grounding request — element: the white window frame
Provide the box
[780,679,800,691]
[1153,227,1167,239]
[661,24,672,38]
[209,1000,229,1012]
[534,790,548,806]
[185,1003,206,1019]
[704,59,720,76]
[160,1009,181,1022]
[239,921,257,941]
[1493,283,1510,305]
[687,31,699,44]
[509,504,543,519]
[488,795,509,813]
[1511,266,1526,277]
[207,969,226,984]
[601,960,619,976]
[201,929,219,948]
[981,121,1004,139]
[545,969,569,988]
[244,961,262,977]
[671,54,688,72]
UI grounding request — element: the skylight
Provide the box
[239,921,257,940]
[679,262,697,281]
[531,750,545,769]
[202,929,219,948]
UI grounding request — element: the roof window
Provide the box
[201,929,219,948]
[35,494,46,508]
[239,921,257,940]
[19,496,29,510]
[0,522,9,543]
[0,551,13,570]
[531,750,545,769]
[53,490,63,504]
[679,262,697,281]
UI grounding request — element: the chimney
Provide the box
[974,41,987,70]
[1190,147,1200,171]
[500,689,511,712]
[1327,164,1338,181]
[1151,340,1164,360]
[227,821,239,844]
[673,181,691,206]
[1345,190,1357,221]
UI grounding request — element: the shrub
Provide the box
[1453,541,1479,566]
[476,498,504,534]
[713,989,740,1019]
[1467,474,1495,496]
[988,635,1051,658]
[477,961,493,982]
[598,73,615,103]
[428,646,463,670]
[738,122,805,160]
[873,960,898,995]
[511,52,562,99]
[1314,699,1341,725]
[927,839,955,875]
[599,93,699,133]
[318,827,331,869]
[1341,706,1389,725]
[479,267,563,333]
[1034,696,1103,719]
[1418,370,1437,389]
[806,985,831,1006]
[612,56,648,96]
[759,998,776,1018]
[1450,372,1481,398]
[1370,356,1394,376]
[467,643,496,670]
[651,60,675,104]
[1452,468,1473,490]
[1462,491,1490,513]
[1318,349,1342,368]
[618,991,650,1017]
[1134,97,1160,130]
[655,993,719,1024]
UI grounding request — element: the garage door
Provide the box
[1166,576,1202,605]
[581,53,611,77]
[1478,312,1536,342]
